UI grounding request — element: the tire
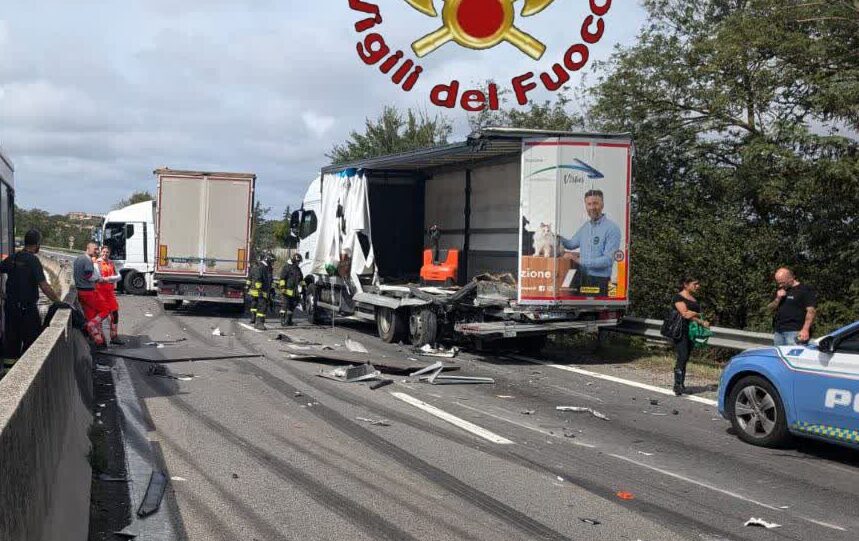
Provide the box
[305,284,327,325]
[124,271,147,295]
[163,300,182,311]
[376,307,407,343]
[409,308,438,346]
[727,375,790,448]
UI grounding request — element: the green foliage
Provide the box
[112,191,154,210]
[584,0,858,333]
[328,106,453,165]
[14,206,99,250]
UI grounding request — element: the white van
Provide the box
[101,201,157,294]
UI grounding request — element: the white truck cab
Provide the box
[101,201,157,294]
[292,175,322,277]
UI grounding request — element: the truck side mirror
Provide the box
[289,210,302,234]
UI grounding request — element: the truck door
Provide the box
[201,177,252,276]
[125,222,146,267]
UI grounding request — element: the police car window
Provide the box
[837,333,859,354]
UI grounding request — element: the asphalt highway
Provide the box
[108,295,859,540]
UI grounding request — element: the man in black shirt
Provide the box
[1,230,61,365]
[767,267,817,346]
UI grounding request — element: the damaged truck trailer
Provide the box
[290,128,634,349]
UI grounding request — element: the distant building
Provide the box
[67,211,102,222]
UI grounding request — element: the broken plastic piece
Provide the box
[579,518,601,526]
[356,417,391,426]
[556,406,610,421]
[520,410,536,415]
[369,379,394,390]
[616,491,635,501]
[212,328,224,336]
[345,336,369,353]
[417,344,459,358]
[744,518,781,529]
[137,471,168,518]
[410,361,444,377]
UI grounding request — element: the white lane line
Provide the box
[390,392,514,445]
[455,402,597,448]
[510,355,718,407]
[238,323,263,333]
[610,453,847,532]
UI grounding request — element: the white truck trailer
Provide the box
[153,169,255,309]
[289,128,634,349]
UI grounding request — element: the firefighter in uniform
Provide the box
[278,253,303,326]
[248,253,274,330]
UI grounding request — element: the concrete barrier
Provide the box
[0,284,93,539]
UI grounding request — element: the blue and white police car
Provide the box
[718,321,859,448]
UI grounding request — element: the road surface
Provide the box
[101,295,859,540]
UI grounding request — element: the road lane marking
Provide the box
[609,453,847,532]
[238,323,263,333]
[455,402,597,448]
[390,392,514,445]
[509,354,718,407]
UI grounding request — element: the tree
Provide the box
[113,191,154,210]
[328,107,453,164]
[584,0,859,332]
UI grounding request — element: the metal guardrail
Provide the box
[606,317,774,351]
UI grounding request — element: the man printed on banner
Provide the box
[560,189,621,296]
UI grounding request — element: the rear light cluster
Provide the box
[225,288,244,299]
[159,285,176,295]
[599,311,620,321]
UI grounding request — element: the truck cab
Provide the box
[101,201,157,294]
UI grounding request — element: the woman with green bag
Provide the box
[672,277,711,395]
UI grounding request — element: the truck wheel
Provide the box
[376,307,406,343]
[306,284,327,325]
[124,271,147,295]
[409,308,438,346]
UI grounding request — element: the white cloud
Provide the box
[302,111,335,139]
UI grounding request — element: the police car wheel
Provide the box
[728,376,789,448]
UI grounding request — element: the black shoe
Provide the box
[673,384,684,396]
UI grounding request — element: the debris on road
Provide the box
[137,471,168,518]
[356,417,391,426]
[744,518,781,529]
[144,313,153,318]
[318,363,381,383]
[672,409,680,415]
[563,429,577,438]
[426,374,494,385]
[649,398,659,406]
[114,527,138,539]
[294,391,303,397]
[410,361,444,377]
[369,379,394,390]
[170,476,187,482]
[345,336,369,353]
[211,328,225,336]
[496,395,514,399]
[637,451,654,456]
[579,518,601,526]
[520,410,536,415]
[616,491,635,501]
[97,474,128,482]
[556,406,610,421]
[231,473,239,479]
[417,344,459,358]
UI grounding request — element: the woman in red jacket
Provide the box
[97,245,124,345]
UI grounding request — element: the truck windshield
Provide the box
[103,222,127,260]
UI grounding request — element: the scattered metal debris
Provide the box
[170,476,187,482]
[137,471,168,518]
[556,406,610,421]
[97,474,128,482]
[637,451,654,456]
[427,375,494,385]
[231,473,239,479]
[370,379,394,390]
[496,395,514,399]
[562,429,577,438]
[345,336,369,353]
[294,391,303,397]
[318,363,381,383]
[144,313,153,318]
[672,409,680,415]
[649,398,659,406]
[579,518,601,526]
[356,417,391,426]
[410,361,444,377]
[417,344,459,358]
[744,518,781,529]
[520,410,536,415]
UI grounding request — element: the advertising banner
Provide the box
[519,137,632,305]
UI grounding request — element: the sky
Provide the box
[0,0,648,216]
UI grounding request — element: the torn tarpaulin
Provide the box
[556,406,610,421]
